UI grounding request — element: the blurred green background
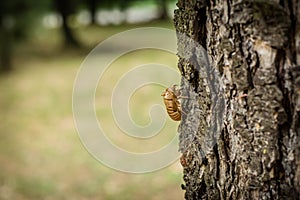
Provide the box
[0,0,184,199]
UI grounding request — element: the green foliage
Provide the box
[0,0,51,39]
[78,0,176,10]
[100,0,135,10]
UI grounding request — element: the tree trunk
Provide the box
[0,22,13,72]
[54,0,80,47]
[157,0,169,20]
[88,0,97,25]
[174,0,300,199]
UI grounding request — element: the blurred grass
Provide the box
[0,20,184,200]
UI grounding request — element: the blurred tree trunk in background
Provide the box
[0,24,13,72]
[88,0,97,25]
[0,1,33,73]
[174,0,300,199]
[157,0,169,20]
[54,0,80,47]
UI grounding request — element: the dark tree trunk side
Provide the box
[174,0,300,199]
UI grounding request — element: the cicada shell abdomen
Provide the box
[161,85,181,121]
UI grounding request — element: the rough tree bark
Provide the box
[174,0,300,199]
